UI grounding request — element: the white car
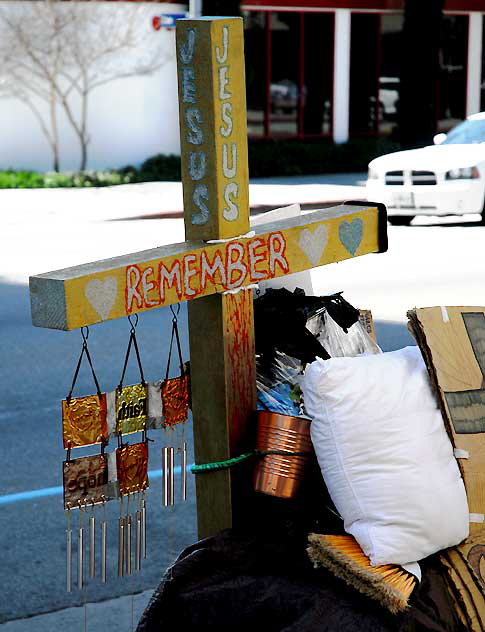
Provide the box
[366,112,485,225]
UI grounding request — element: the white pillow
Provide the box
[302,346,469,566]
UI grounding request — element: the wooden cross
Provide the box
[29,17,387,539]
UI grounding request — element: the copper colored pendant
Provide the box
[161,375,189,427]
[116,442,149,496]
[116,384,148,435]
[62,394,108,448]
[63,454,108,510]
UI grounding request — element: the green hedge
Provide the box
[0,138,400,188]
[0,169,135,188]
[247,137,400,178]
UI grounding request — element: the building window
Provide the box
[245,8,470,142]
[349,13,403,138]
[482,16,485,112]
[269,12,300,136]
[349,13,380,136]
[245,12,266,137]
[438,15,468,132]
[303,12,333,136]
[379,14,404,136]
[244,11,334,139]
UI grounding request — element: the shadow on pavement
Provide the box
[0,280,197,623]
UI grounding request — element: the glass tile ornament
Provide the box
[63,453,108,510]
[116,441,149,496]
[116,315,148,436]
[161,376,189,427]
[116,383,148,435]
[62,327,108,448]
[62,394,107,449]
[161,305,189,428]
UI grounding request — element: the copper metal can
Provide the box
[253,411,313,499]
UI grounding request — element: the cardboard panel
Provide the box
[408,306,485,534]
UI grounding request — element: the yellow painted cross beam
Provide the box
[29,16,387,540]
[30,204,385,331]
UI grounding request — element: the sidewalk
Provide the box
[0,589,154,632]
[1,173,366,285]
[1,172,366,220]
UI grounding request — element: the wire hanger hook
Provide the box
[128,314,139,332]
[170,304,181,322]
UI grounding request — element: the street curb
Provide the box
[108,198,368,222]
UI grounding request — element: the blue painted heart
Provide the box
[339,218,363,256]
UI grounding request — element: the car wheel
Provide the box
[388,216,414,226]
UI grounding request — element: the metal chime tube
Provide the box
[169,447,175,506]
[101,520,107,584]
[66,528,72,593]
[135,511,142,572]
[181,441,187,502]
[162,447,169,507]
[141,498,147,559]
[89,515,96,579]
[118,517,125,577]
[125,514,132,576]
[78,527,84,590]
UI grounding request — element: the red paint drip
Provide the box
[225,290,255,448]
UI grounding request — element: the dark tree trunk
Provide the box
[399,0,444,149]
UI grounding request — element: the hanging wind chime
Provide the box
[161,305,189,507]
[62,327,111,592]
[115,314,149,578]
[61,311,190,593]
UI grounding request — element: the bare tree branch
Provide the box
[0,1,168,171]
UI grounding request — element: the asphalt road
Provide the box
[1,177,485,627]
[0,287,197,623]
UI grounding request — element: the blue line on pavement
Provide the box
[0,466,185,506]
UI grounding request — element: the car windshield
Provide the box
[443,119,485,144]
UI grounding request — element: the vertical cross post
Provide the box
[176,17,256,538]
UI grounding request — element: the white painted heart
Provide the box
[298,224,328,266]
[85,277,118,320]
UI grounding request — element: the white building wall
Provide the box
[0,2,186,172]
